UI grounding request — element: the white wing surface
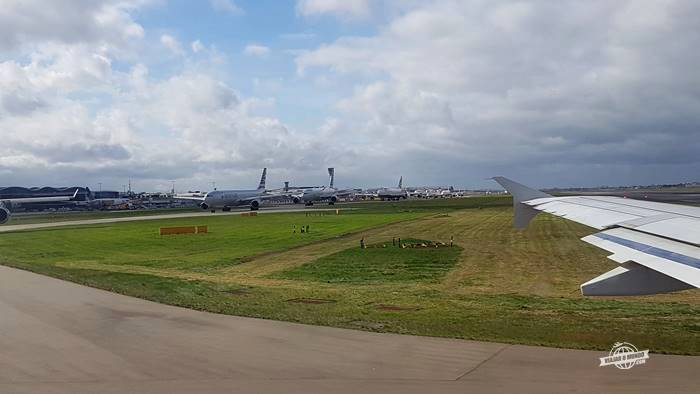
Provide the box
[3,189,79,204]
[493,177,700,296]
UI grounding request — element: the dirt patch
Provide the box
[286,298,337,304]
[375,304,421,311]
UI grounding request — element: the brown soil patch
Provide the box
[286,298,337,304]
[375,304,421,311]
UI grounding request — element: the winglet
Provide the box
[72,189,79,199]
[492,176,551,228]
[398,176,403,189]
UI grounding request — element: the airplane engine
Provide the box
[200,202,209,210]
[292,196,300,204]
[329,196,337,203]
[0,206,10,224]
[250,200,260,210]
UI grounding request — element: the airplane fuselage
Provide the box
[201,189,264,210]
[377,188,407,200]
[301,187,338,205]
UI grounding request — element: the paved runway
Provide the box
[0,266,697,393]
[0,207,343,233]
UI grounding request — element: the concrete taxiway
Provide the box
[0,207,345,233]
[0,265,697,393]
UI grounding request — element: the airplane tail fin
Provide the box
[492,177,551,228]
[328,168,335,188]
[258,168,267,190]
[398,176,403,189]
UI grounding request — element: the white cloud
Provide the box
[160,34,184,55]
[0,0,145,52]
[0,1,329,190]
[210,0,243,15]
[3,0,700,190]
[191,40,205,53]
[296,0,700,186]
[296,0,370,18]
[244,44,270,57]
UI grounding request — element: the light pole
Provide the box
[98,182,102,192]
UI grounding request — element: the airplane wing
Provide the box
[3,189,79,204]
[173,195,206,201]
[239,192,286,203]
[493,177,700,296]
[334,188,356,197]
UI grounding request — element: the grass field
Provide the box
[0,210,424,273]
[1,197,699,355]
[274,239,463,283]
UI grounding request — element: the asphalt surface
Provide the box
[0,266,697,393]
[0,207,344,233]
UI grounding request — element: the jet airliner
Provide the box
[176,168,281,212]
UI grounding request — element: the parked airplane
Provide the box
[493,176,700,296]
[294,168,354,206]
[0,189,79,224]
[377,176,408,201]
[176,168,281,211]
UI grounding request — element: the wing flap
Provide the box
[580,262,694,296]
[582,228,700,291]
[621,217,700,246]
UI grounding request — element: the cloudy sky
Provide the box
[1,0,699,192]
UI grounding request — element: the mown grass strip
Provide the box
[273,239,463,283]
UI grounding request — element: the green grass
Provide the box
[7,262,698,355]
[8,207,201,225]
[274,239,463,283]
[342,196,509,213]
[0,211,424,273]
[1,197,698,355]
